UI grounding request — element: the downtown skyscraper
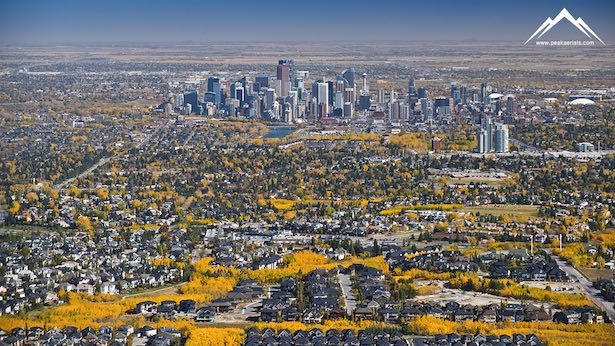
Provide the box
[276,60,293,97]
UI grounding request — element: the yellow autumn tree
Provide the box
[25,192,38,202]
[76,215,92,231]
[96,188,109,200]
[8,201,20,215]
[186,328,245,346]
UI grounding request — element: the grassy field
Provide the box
[462,204,540,217]
[578,267,614,281]
[120,282,186,300]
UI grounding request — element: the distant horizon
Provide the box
[1,39,614,47]
[1,0,613,44]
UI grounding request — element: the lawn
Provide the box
[462,204,540,217]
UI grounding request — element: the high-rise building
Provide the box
[495,123,509,153]
[390,101,399,122]
[344,88,354,105]
[342,68,356,88]
[336,80,345,94]
[255,74,269,88]
[279,59,295,83]
[358,94,371,110]
[420,98,433,122]
[327,81,335,107]
[277,60,291,97]
[408,78,417,99]
[265,88,276,111]
[317,82,329,116]
[433,97,449,108]
[163,102,173,114]
[311,80,322,101]
[341,68,356,104]
[230,81,245,107]
[451,83,461,106]
[417,87,427,99]
[477,129,489,153]
[204,91,216,104]
[334,92,344,111]
[377,89,385,103]
[245,95,259,118]
[175,94,184,109]
[471,89,479,103]
[400,102,409,121]
[244,80,253,97]
[480,82,488,105]
[361,73,368,94]
[183,91,198,114]
[343,102,353,118]
[477,117,494,153]
[434,97,450,115]
[283,102,293,123]
[506,95,515,115]
[296,70,309,88]
[207,77,221,107]
[288,90,298,107]
[235,86,245,104]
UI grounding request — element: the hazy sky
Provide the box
[0,0,614,43]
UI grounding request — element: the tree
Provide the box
[462,278,475,291]
[76,215,92,231]
[597,257,606,269]
[372,240,381,256]
[96,188,109,200]
[25,192,38,202]
[353,240,363,255]
[8,201,20,215]
[69,186,81,197]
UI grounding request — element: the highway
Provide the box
[553,255,615,324]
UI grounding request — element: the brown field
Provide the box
[2,42,615,72]
[578,267,614,281]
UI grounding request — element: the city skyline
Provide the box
[1,0,614,44]
[0,1,615,345]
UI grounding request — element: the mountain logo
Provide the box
[525,8,605,45]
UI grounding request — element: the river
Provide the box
[263,126,296,139]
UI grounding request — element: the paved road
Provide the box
[55,156,113,189]
[53,119,172,189]
[553,255,615,323]
[243,301,261,317]
[337,273,356,316]
[182,125,197,147]
[0,227,43,234]
[510,138,541,152]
